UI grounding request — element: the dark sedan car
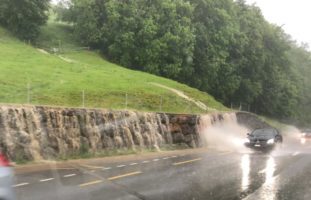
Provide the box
[244,128,283,149]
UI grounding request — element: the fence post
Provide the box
[27,82,31,104]
[82,90,85,108]
[160,96,163,112]
[125,93,128,109]
[58,40,62,53]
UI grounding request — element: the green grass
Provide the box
[0,22,227,113]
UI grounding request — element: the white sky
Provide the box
[245,0,311,47]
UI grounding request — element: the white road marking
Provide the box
[13,183,29,187]
[40,178,54,182]
[153,159,159,162]
[117,165,126,168]
[163,157,169,160]
[292,152,300,156]
[171,155,177,158]
[64,174,76,178]
[102,167,112,170]
[258,169,266,174]
[130,163,138,166]
[173,158,202,166]
[142,160,150,163]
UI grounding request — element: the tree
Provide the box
[0,0,50,41]
[63,0,309,125]
[68,0,195,79]
[53,0,73,22]
[189,0,242,104]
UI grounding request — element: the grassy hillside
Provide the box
[0,22,227,113]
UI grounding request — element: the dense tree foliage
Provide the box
[67,0,195,79]
[288,44,311,126]
[0,0,50,41]
[57,0,311,125]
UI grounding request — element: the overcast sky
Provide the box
[245,0,311,47]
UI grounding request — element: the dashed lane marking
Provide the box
[292,152,300,156]
[153,159,159,162]
[142,160,150,163]
[117,165,126,168]
[79,164,104,169]
[130,163,138,166]
[102,167,112,170]
[79,171,142,187]
[40,178,54,182]
[13,183,29,187]
[64,174,76,178]
[163,157,169,160]
[173,158,202,166]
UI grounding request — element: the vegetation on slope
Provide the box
[0,25,226,113]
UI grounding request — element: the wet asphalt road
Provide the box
[13,144,311,200]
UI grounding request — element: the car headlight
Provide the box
[267,139,274,144]
[243,138,250,143]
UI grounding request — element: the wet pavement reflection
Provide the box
[240,152,279,199]
[241,154,250,191]
[257,156,277,200]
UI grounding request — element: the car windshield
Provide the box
[252,129,277,137]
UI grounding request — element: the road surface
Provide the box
[13,145,311,200]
